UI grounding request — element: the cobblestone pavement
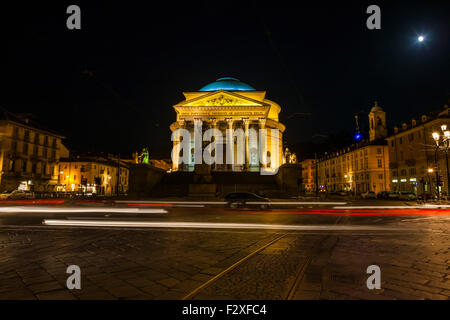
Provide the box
[0,213,449,300]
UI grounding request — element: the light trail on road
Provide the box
[42,219,403,231]
[333,205,450,209]
[0,206,167,214]
[251,208,450,215]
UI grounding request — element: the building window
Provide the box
[399,137,403,144]
[43,148,48,158]
[24,130,30,142]
[23,143,28,155]
[11,141,17,151]
[408,133,414,141]
[35,133,40,144]
[391,140,395,147]
[9,160,15,171]
[377,159,382,168]
[33,146,38,156]
[22,161,27,172]
[377,148,382,154]
[400,169,406,176]
[409,168,416,175]
[13,127,19,138]
[44,136,49,146]
[418,131,421,138]
[400,151,404,160]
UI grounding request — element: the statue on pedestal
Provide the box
[134,148,150,164]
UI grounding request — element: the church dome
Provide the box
[370,101,383,113]
[199,77,255,92]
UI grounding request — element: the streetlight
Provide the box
[432,124,450,200]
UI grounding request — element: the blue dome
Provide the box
[199,77,255,92]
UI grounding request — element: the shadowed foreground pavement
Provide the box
[0,203,449,300]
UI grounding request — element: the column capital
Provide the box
[242,118,250,126]
[258,118,266,127]
[177,119,185,127]
[226,118,234,128]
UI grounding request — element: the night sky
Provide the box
[4,1,449,159]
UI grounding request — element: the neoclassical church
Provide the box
[170,77,285,173]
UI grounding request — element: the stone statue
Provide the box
[284,147,291,164]
[136,148,150,164]
[133,152,139,164]
[291,152,297,164]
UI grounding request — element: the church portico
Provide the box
[170,78,285,173]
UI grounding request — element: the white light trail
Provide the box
[115,200,346,206]
[42,219,401,231]
[0,206,167,214]
[247,201,347,205]
[115,200,227,205]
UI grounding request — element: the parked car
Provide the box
[0,190,35,200]
[377,191,390,199]
[361,191,377,199]
[0,190,14,199]
[224,192,271,209]
[387,191,401,200]
[399,192,417,201]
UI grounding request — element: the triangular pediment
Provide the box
[175,90,269,108]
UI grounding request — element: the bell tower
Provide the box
[368,101,387,142]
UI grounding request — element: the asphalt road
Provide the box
[0,200,449,300]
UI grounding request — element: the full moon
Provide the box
[418,35,424,42]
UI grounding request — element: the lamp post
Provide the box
[432,124,450,200]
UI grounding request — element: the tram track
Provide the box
[182,232,332,300]
[182,217,345,300]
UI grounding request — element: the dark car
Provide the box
[377,191,389,199]
[399,192,417,201]
[387,191,401,200]
[0,190,34,200]
[224,192,271,209]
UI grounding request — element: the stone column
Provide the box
[209,118,217,169]
[193,119,203,167]
[259,118,267,169]
[226,118,234,170]
[172,119,185,171]
[243,118,250,170]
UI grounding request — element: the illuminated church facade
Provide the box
[170,78,286,173]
